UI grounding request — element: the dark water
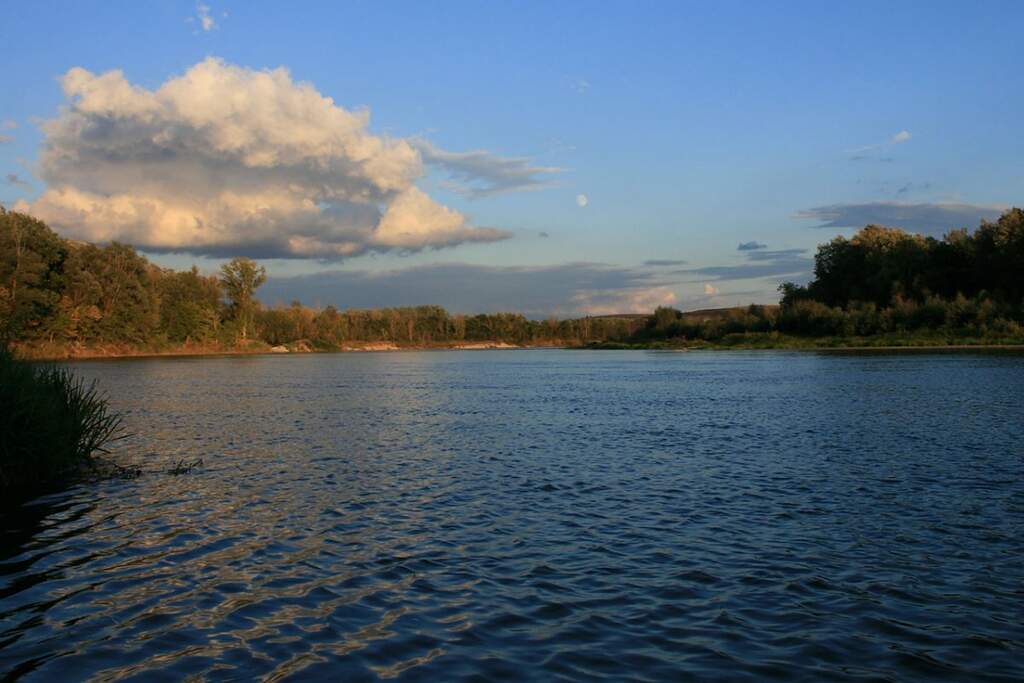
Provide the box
[2,351,1023,682]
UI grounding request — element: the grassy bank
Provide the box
[0,349,124,497]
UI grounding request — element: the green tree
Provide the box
[159,267,222,343]
[61,242,160,344]
[220,257,266,342]
[974,208,1024,304]
[0,209,66,343]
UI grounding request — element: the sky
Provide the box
[2,1,1021,317]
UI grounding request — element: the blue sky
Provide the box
[2,1,1021,315]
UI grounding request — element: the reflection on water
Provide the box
[2,351,1023,681]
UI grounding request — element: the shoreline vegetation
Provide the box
[13,336,1024,361]
[0,348,124,498]
[13,338,571,361]
[3,207,1024,359]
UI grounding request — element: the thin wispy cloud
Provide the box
[0,135,12,145]
[260,251,794,318]
[412,139,562,198]
[1,120,15,130]
[680,248,812,283]
[18,59,511,259]
[260,261,676,318]
[796,201,1005,236]
[197,3,217,31]
[5,173,31,188]
[737,241,766,251]
[848,129,913,161]
[571,79,590,95]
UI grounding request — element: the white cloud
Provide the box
[197,3,217,31]
[412,139,561,198]
[848,129,913,159]
[20,58,510,259]
[573,286,678,315]
[571,79,590,95]
[372,186,506,248]
[576,193,589,208]
[703,283,720,296]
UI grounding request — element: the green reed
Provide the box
[0,349,123,494]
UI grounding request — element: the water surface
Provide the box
[2,351,1023,681]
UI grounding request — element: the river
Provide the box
[2,350,1022,681]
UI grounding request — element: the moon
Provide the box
[576,193,589,208]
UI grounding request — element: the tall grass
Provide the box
[0,349,123,495]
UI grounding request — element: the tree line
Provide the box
[629,208,1024,344]
[4,206,1023,353]
[0,208,642,352]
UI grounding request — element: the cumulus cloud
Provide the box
[737,241,766,251]
[795,201,1005,236]
[20,59,511,259]
[259,261,677,318]
[702,283,720,296]
[412,139,561,198]
[891,130,912,144]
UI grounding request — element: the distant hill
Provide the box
[585,313,650,321]
[680,305,780,320]
[589,305,780,322]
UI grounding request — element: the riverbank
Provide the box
[12,339,572,361]
[14,335,1024,360]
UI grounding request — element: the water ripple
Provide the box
[1,351,1023,681]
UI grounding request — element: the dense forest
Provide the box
[2,206,1023,356]
[0,208,641,355]
[624,208,1024,347]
